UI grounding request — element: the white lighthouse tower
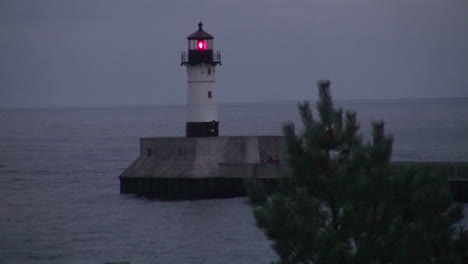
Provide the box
[181,22,221,137]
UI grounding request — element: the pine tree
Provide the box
[249,80,468,264]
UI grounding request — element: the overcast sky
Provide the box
[0,0,467,108]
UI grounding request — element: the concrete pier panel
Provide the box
[119,136,468,202]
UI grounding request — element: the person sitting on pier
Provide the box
[268,156,274,163]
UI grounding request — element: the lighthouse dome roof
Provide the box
[187,22,214,40]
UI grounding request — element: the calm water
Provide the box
[1,99,468,264]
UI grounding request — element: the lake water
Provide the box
[1,99,468,264]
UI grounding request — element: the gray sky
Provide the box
[0,0,467,108]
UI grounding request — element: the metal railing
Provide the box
[180,51,221,66]
[213,51,221,65]
[180,52,188,65]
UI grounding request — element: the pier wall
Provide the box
[119,136,468,202]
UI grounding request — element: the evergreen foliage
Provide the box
[249,80,468,264]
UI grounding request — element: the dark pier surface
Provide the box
[119,137,468,202]
[120,160,468,202]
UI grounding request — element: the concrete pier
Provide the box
[119,136,468,202]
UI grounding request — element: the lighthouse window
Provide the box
[207,68,211,75]
[208,91,212,98]
[197,40,206,50]
[147,148,152,156]
[189,39,212,50]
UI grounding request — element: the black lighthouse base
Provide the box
[186,121,219,137]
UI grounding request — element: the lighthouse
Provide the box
[181,22,222,137]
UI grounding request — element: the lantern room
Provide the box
[181,22,221,66]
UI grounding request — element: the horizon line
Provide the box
[1,96,468,111]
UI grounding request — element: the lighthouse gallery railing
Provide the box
[181,51,221,66]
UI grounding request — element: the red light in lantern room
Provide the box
[197,40,206,50]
